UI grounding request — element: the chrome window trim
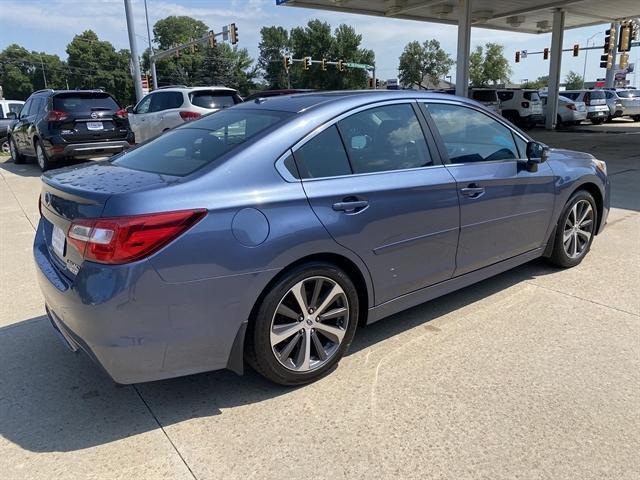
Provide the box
[291,99,438,180]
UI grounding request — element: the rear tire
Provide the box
[9,137,24,164]
[556,115,563,127]
[591,118,605,125]
[35,139,50,171]
[246,261,359,386]
[546,190,597,268]
[632,115,640,122]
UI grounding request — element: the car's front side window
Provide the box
[135,94,153,114]
[337,103,432,174]
[426,103,518,164]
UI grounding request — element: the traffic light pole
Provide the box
[124,0,144,103]
[605,22,619,88]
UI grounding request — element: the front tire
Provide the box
[9,137,25,164]
[247,262,359,386]
[35,139,51,171]
[547,191,597,268]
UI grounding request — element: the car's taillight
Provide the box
[115,108,128,119]
[521,101,530,108]
[179,111,202,121]
[566,103,577,111]
[47,110,69,122]
[67,209,207,264]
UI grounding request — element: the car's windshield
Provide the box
[112,108,292,176]
[472,91,497,102]
[589,90,606,100]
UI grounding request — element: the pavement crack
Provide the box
[524,281,639,317]
[132,385,199,480]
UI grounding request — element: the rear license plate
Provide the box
[87,122,103,131]
[52,224,66,258]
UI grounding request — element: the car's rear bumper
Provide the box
[47,140,132,160]
[587,110,608,119]
[33,219,273,384]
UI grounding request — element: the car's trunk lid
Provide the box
[39,161,174,278]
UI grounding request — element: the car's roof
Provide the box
[154,86,237,93]
[234,90,479,113]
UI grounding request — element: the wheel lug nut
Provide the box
[308,308,314,314]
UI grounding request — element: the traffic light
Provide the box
[543,48,549,60]
[618,23,632,52]
[283,55,292,70]
[375,78,380,89]
[229,23,238,45]
[337,60,345,72]
[619,52,629,70]
[320,58,327,71]
[303,56,312,70]
[600,54,612,69]
[515,51,520,63]
[208,31,216,48]
[573,44,579,57]
[604,27,616,53]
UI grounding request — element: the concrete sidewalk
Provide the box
[0,142,638,479]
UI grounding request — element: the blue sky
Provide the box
[1,0,638,87]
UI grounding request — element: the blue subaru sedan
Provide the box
[34,91,610,385]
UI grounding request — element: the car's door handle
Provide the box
[332,198,369,213]
[460,184,485,198]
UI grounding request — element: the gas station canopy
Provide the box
[278,0,640,34]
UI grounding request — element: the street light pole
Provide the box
[144,0,158,90]
[124,0,144,103]
[582,31,599,88]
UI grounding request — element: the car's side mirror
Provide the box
[5,112,17,120]
[126,105,134,114]
[526,141,549,164]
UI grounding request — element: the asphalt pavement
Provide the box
[0,124,638,480]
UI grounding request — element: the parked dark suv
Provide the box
[8,89,134,171]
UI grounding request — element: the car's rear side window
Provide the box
[190,91,238,109]
[524,91,540,101]
[53,93,120,113]
[112,109,291,176]
[497,91,514,101]
[294,126,352,178]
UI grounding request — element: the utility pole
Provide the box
[144,0,158,90]
[39,55,48,89]
[124,0,143,103]
[582,31,599,89]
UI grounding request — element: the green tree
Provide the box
[199,43,258,95]
[468,43,511,87]
[564,70,583,90]
[66,31,134,104]
[258,26,291,89]
[0,45,36,99]
[522,75,548,89]
[259,19,373,90]
[398,39,454,89]
[153,16,208,87]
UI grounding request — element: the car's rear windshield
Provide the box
[189,90,238,109]
[524,91,540,101]
[589,90,606,99]
[616,90,640,98]
[472,91,497,102]
[53,92,120,112]
[112,109,292,176]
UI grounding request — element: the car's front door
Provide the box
[294,101,460,304]
[145,91,185,138]
[128,93,153,143]
[422,101,556,276]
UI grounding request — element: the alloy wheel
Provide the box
[270,276,349,372]
[563,199,594,259]
[36,144,46,170]
[1,140,9,154]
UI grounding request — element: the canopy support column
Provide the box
[455,0,472,97]
[545,8,565,130]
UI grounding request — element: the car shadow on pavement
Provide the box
[0,258,559,453]
[0,157,91,177]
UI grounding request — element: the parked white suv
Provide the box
[497,89,543,128]
[127,86,242,143]
[0,99,24,153]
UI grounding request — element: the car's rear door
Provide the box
[295,100,460,304]
[420,100,556,276]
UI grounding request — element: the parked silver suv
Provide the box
[562,90,609,124]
